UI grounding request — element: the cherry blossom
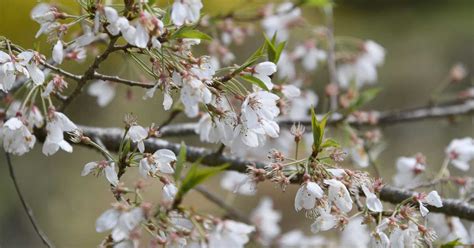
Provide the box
[171,0,203,26]
[241,91,280,134]
[310,207,337,233]
[31,3,60,38]
[418,190,443,217]
[52,40,64,64]
[139,149,176,177]
[393,156,426,188]
[81,160,119,186]
[220,171,256,195]
[294,181,324,211]
[250,197,281,245]
[162,183,178,203]
[1,117,36,155]
[208,220,255,248]
[87,80,116,107]
[337,40,385,89]
[252,62,277,90]
[0,51,31,92]
[43,111,78,156]
[95,205,145,243]
[278,230,326,248]
[341,217,370,248]
[445,137,474,171]
[127,125,148,153]
[324,179,353,213]
[262,2,301,42]
[362,185,383,212]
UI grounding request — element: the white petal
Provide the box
[425,191,443,208]
[52,40,64,64]
[81,162,98,176]
[96,209,120,232]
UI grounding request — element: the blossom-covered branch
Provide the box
[65,124,474,221]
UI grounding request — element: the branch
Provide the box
[4,151,55,248]
[156,100,474,137]
[92,72,155,88]
[59,36,119,111]
[73,125,474,221]
[194,185,250,224]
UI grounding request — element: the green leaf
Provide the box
[162,7,172,25]
[349,87,381,111]
[172,27,212,40]
[264,33,286,64]
[302,0,332,7]
[441,239,463,248]
[321,138,340,149]
[311,109,330,153]
[173,142,187,182]
[233,43,267,75]
[241,75,270,91]
[176,163,229,201]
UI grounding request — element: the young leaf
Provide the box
[241,74,270,91]
[321,138,340,149]
[349,87,381,111]
[172,27,212,40]
[173,142,187,182]
[441,239,463,248]
[264,33,286,64]
[176,162,229,201]
[233,43,267,75]
[311,109,330,153]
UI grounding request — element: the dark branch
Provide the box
[4,152,55,248]
[75,125,474,221]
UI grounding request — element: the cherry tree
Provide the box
[1,0,473,247]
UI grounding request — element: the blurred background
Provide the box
[0,0,473,247]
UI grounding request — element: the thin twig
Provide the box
[194,185,250,223]
[4,152,55,248]
[93,72,155,88]
[324,5,339,111]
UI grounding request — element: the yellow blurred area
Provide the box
[0,0,472,247]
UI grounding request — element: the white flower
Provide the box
[1,118,36,155]
[0,51,30,92]
[96,206,144,242]
[278,230,326,248]
[250,197,281,245]
[294,181,324,211]
[389,224,420,248]
[286,90,318,120]
[163,183,178,203]
[43,111,77,156]
[427,213,470,245]
[310,207,337,233]
[15,51,44,85]
[369,231,390,248]
[171,0,203,26]
[87,80,116,107]
[337,40,385,89]
[241,91,280,132]
[195,111,235,145]
[180,78,212,117]
[143,77,174,111]
[31,3,60,38]
[81,160,119,186]
[324,179,353,213]
[293,42,326,71]
[127,125,148,153]
[362,185,383,212]
[229,121,267,154]
[253,62,277,90]
[418,190,443,217]
[281,85,301,98]
[341,217,370,248]
[208,220,255,248]
[104,7,130,36]
[350,140,369,168]
[220,171,256,195]
[393,156,426,188]
[52,40,64,64]
[6,101,44,129]
[277,51,296,79]
[261,3,301,42]
[445,137,474,171]
[139,149,176,177]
